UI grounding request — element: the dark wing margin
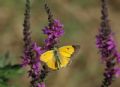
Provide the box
[72,45,80,53]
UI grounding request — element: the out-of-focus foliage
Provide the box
[0,0,120,87]
[0,52,23,87]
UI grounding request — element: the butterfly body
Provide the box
[40,45,79,70]
[53,47,61,69]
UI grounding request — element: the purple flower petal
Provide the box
[115,68,120,77]
[37,82,45,87]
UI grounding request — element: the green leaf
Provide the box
[0,64,23,78]
[0,64,24,87]
[0,77,8,87]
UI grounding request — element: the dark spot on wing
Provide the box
[67,48,70,50]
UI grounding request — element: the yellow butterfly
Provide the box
[40,45,80,70]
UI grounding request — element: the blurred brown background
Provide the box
[0,0,120,87]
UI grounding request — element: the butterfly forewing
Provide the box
[59,46,75,56]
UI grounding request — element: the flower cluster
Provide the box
[96,33,119,62]
[43,19,64,49]
[96,0,120,87]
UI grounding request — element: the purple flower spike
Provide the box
[38,1,64,86]
[96,0,120,87]
[22,0,44,87]
[21,0,32,67]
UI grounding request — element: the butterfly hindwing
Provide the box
[40,50,54,63]
[59,55,70,68]
[40,50,57,69]
[58,46,75,68]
